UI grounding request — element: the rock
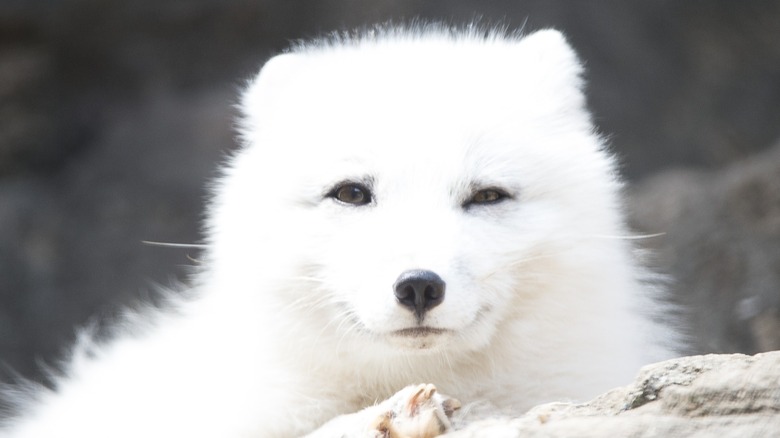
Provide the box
[448,351,780,437]
[629,140,780,354]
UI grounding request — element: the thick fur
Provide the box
[1,24,677,437]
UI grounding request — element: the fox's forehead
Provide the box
[252,67,521,153]
[250,67,541,174]
[245,89,582,202]
[234,29,605,201]
[316,138,522,179]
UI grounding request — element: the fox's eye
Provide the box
[464,188,510,208]
[330,183,372,206]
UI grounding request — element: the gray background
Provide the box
[1,0,779,382]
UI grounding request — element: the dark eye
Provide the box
[330,183,372,206]
[464,188,510,208]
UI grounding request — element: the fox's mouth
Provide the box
[392,327,449,337]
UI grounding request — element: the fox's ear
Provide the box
[517,29,584,89]
[240,53,303,117]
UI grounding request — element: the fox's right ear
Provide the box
[519,30,581,67]
[517,29,584,90]
[240,53,304,121]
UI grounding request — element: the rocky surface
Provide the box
[448,351,780,437]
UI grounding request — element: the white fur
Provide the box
[1,25,677,437]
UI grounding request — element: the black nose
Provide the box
[393,269,446,321]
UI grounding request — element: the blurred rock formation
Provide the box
[630,140,780,354]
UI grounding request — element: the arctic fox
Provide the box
[1,25,676,437]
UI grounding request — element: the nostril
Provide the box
[397,285,415,303]
[424,285,442,300]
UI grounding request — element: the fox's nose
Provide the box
[393,269,445,320]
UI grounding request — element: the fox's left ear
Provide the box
[517,29,584,90]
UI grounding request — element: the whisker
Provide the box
[186,254,202,264]
[441,350,455,380]
[141,240,208,249]
[481,231,663,281]
[335,310,363,351]
[314,303,354,338]
[282,276,328,284]
[480,251,561,281]
[281,291,332,315]
[584,232,666,240]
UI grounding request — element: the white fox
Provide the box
[1,24,677,437]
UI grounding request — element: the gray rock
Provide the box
[448,351,780,437]
[629,141,780,354]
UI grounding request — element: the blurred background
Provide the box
[1,0,778,382]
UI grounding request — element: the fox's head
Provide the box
[204,26,627,356]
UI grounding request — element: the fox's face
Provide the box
[207,29,621,354]
[295,141,539,352]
